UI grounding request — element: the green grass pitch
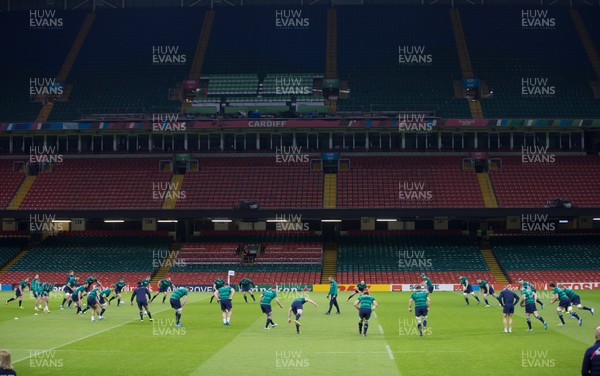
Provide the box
[2,290,599,375]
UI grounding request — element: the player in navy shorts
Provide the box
[408,286,430,336]
[498,286,519,333]
[521,287,548,331]
[214,283,235,325]
[458,275,481,306]
[354,291,377,337]
[550,282,581,326]
[130,283,153,322]
[288,297,318,334]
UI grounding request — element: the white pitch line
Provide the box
[14,321,135,364]
[373,312,378,318]
[385,345,395,360]
[14,296,207,364]
[378,324,384,334]
[315,350,467,354]
[314,351,392,354]
[395,350,468,353]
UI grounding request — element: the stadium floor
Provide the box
[2,291,599,376]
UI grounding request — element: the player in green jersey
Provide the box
[520,287,547,331]
[6,278,28,308]
[61,271,76,309]
[560,284,594,317]
[82,283,103,321]
[140,275,151,290]
[421,273,435,294]
[85,275,98,291]
[214,282,236,325]
[476,279,501,307]
[98,285,115,320]
[354,290,377,337]
[238,278,256,303]
[517,279,545,309]
[109,277,126,306]
[549,282,582,326]
[210,277,225,304]
[260,285,284,330]
[39,282,54,313]
[408,285,430,337]
[288,296,318,334]
[61,275,78,310]
[346,280,368,302]
[458,275,480,306]
[73,283,88,315]
[152,277,174,303]
[30,274,43,311]
[325,276,340,315]
[170,287,190,327]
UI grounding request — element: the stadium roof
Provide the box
[1,0,596,12]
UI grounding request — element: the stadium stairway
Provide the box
[468,101,483,118]
[325,8,337,113]
[480,247,509,285]
[0,245,29,275]
[570,9,600,93]
[325,8,337,80]
[476,173,498,208]
[181,10,215,113]
[188,10,215,81]
[7,176,37,209]
[450,8,483,119]
[162,174,185,209]
[323,174,337,208]
[151,243,180,285]
[321,243,337,283]
[35,12,96,122]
